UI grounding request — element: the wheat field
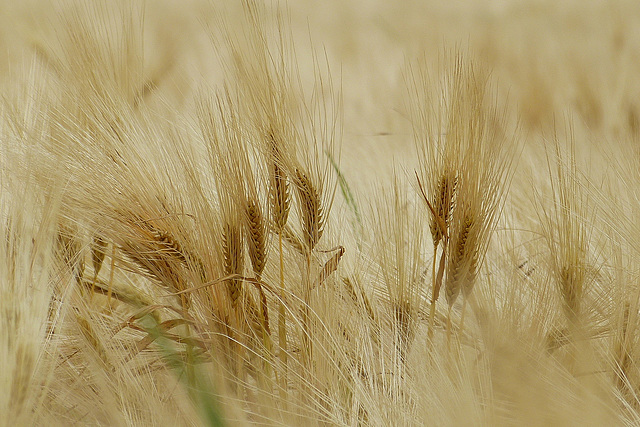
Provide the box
[2,0,640,425]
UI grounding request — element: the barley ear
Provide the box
[222,222,244,306]
[268,132,291,232]
[295,168,324,252]
[445,205,477,306]
[246,199,267,278]
[430,170,457,248]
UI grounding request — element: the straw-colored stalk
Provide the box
[266,133,291,398]
[56,225,85,289]
[90,234,107,298]
[294,167,325,373]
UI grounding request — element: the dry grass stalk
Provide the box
[543,135,589,326]
[409,54,467,342]
[394,301,414,364]
[559,265,585,321]
[89,234,107,300]
[615,303,632,394]
[277,224,289,400]
[244,197,273,383]
[55,224,85,288]
[417,171,455,339]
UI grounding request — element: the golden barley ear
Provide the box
[245,199,267,279]
[431,169,458,248]
[245,197,272,336]
[294,168,324,252]
[222,221,244,306]
[267,130,292,232]
[445,204,478,306]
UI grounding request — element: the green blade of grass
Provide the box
[326,151,362,237]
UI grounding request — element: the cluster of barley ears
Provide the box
[3,0,640,426]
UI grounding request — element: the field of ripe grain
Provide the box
[3,1,640,425]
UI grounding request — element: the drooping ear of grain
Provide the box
[151,227,188,266]
[149,225,207,281]
[313,246,345,289]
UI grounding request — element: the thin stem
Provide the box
[107,245,117,307]
[277,232,288,400]
[428,244,438,341]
